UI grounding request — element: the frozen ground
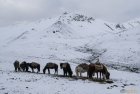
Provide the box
[0,13,140,94]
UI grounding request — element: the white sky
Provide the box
[0,0,140,26]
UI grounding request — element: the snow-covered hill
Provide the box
[0,12,140,71]
[0,12,140,94]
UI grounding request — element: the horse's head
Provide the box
[43,68,46,74]
[43,64,49,74]
[60,63,63,69]
[25,63,30,71]
[15,60,19,63]
[106,72,110,79]
[26,63,31,67]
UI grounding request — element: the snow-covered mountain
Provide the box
[0,12,140,94]
[0,12,140,70]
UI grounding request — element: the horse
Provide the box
[43,62,58,74]
[20,61,29,72]
[28,62,40,73]
[88,63,110,80]
[75,63,89,77]
[13,60,21,72]
[60,63,73,77]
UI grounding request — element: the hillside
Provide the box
[0,13,140,94]
[0,12,140,72]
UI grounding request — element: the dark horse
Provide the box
[88,63,110,80]
[28,62,40,73]
[13,60,21,72]
[60,63,73,77]
[43,62,58,74]
[20,61,29,72]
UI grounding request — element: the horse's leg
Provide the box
[92,72,94,78]
[37,66,40,73]
[66,71,67,77]
[63,69,65,76]
[102,73,106,81]
[18,67,21,72]
[88,71,93,78]
[87,71,89,78]
[64,71,65,76]
[54,68,56,74]
[56,68,58,75]
[96,72,98,79]
[100,72,102,80]
[37,68,39,73]
[63,68,66,76]
[32,68,34,73]
[54,68,57,74]
[23,68,25,72]
[100,72,102,79]
[26,67,28,72]
[80,72,82,77]
[48,68,50,74]
[88,70,91,78]
[75,68,79,77]
[77,72,79,77]
[15,67,17,72]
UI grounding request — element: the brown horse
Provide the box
[60,63,73,77]
[88,63,110,80]
[43,62,58,74]
[13,60,21,72]
[28,62,40,73]
[75,63,89,77]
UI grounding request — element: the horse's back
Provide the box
[62,63,67,68]
[95,64,103,71]
[47,62,57,68]
[76,66,86,73]
[31,62,40,68]
[20,61,27,67]
[79,63,89,70]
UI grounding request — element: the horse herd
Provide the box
[13,59,110,81]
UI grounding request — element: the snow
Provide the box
[0,12,140,94]
[0,64,140,94]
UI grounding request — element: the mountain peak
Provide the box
[58,12,95,23]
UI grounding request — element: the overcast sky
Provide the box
[0,0,140,27]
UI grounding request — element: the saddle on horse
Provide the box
[94,64,103,71]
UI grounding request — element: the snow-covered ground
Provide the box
[0,13,140,94]
[0,60,140,94]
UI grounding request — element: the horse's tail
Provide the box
[60,63,63,69]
